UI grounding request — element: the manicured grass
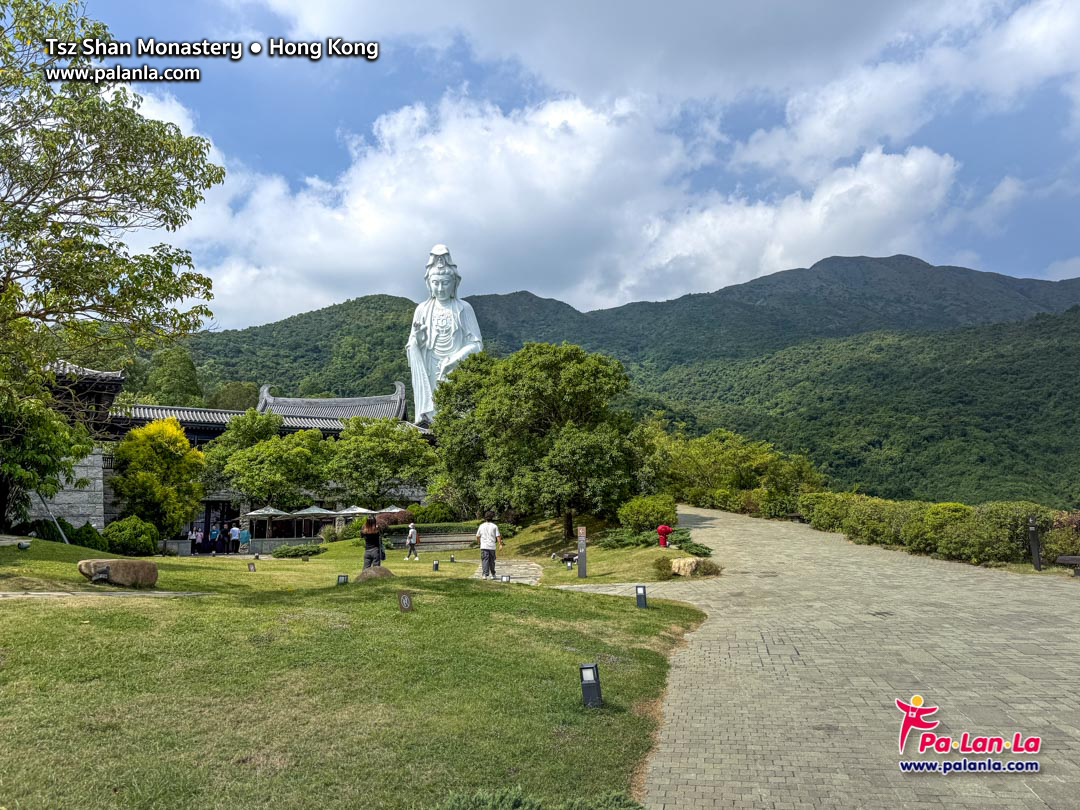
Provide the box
[0,538,703,810]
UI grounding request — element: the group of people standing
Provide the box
[187,523,245,554]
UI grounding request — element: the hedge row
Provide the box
[796,492,1065,566]
[683,486,808,519]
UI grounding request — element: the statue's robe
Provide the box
[407,297,483,424]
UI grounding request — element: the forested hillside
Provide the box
[184,255,1080,505]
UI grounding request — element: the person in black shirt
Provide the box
[361,516,382,570]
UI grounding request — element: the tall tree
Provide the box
[433,344,638,536]
[206,381,260,411]
[0,0,224,404]
[0,395,91,531]
[145,346,203,406]
[223,429,330,510]
[200,409,283,495]
[111,418,205,538]
[328,417,438,506]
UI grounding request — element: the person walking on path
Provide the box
[404,523,419,560]
[477,512,503,580]
[361,516,383,570]
[229,523,241,554]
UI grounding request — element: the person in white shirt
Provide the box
[404,523,419,560]
[476,511,503,579]
[228,523,241,554]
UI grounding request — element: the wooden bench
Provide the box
[1055,555,1080,576]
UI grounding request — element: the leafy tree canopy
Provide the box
[111,418,204,538]
[223,429,330,511]
[327,417,438,506]
[201,408,283,495]
[433,343,637,534]
[0,0,225,402]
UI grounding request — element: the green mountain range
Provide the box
[187,255,1080,507]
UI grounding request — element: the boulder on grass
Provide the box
[77,559,158,588]
[670,557,700,577]
[355,566,395,582]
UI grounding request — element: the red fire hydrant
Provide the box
[657,525,673,547]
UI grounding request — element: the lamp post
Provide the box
[1028,516,1041,571]
[433,560,439,572]
[635,585,647,609]
[566,560,573,571]
[579,664,602,708]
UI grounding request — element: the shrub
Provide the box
[319,524,341,543]
[382,521,484,537]
[693,559,723,577]
[683,487,711,508]
[1043,526,1080,564]
[797,492,830,524]
[881,501,929,546]
[969,501,1054,564]
[904,502,972,556]
[71,522,106,551]
[807,493,860,532]
[709,488,741,512]
[271,542,326,558]
[841,496,892,545]
[759,488,797,519]
[28,517,77,544]
[410,501,458,523]
[670,529,712,557]
[102,516,159,556]
[598,528,655,549]
[652,556,675,581]
[341,519,364,540]
[618,494,677,533]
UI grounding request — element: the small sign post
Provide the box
[577,526,587,579]
[1028,516,1041,571]
[398,591,413,612]
[247,562,256,572]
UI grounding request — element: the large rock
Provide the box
[355,566,395,582]
[77,559,158,588]
[670,557,700,577]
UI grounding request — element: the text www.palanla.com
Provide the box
[43,64,200,84]
[899,758,1040,774]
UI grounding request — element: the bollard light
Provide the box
[501,574,511,582]
[450,554,455,562]
[635,585,647,609]
[1028,516,1042,571]
[254,553,260,560]
[302,555,310,562]
[566,560,573,570]
[433,560,439,572]
[579,663,602,708]
[211,550,216,557]
[337,574,348,585]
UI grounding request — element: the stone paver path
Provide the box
[560,506,1080,809]
[470,558,542,585]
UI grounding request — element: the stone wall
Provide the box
[27,448,106,530]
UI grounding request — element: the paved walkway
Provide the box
[560,506,1080,809]
[470,558,543,585]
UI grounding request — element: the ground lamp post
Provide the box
[501,574,511,582]
[579,664,602,708]
[636,585,647,608]
[337,574,349,585]
[1028,516,1041,571]
[433,560,439,571]
[566,560,573,570]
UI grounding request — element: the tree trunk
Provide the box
[0,478,11,533]
[563,510,573,540]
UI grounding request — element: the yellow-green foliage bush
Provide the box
[618,494,677,533]
[1043,512,1080,563]
[806,493,861,532]
[841,496,892,545]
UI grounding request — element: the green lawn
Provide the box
[0,538,703,810]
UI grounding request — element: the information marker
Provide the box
[398,591,413,612]
[247,563,256,572]
[501,574,511,582]
[577,526,587,579]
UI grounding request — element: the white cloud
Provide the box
[257,0,1004,101]
[1045,256,1080,280]
[734,0,1080,183]
[136,89,963,327]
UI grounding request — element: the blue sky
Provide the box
[91,0,1080,329]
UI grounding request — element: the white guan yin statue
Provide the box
[406,245,483,424]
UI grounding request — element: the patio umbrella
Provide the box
[335,505,376,516]
[378,505,406,513]
[243,506,291,553]
[291,505,338,539]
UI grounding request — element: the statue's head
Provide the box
[425,244,460,302]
